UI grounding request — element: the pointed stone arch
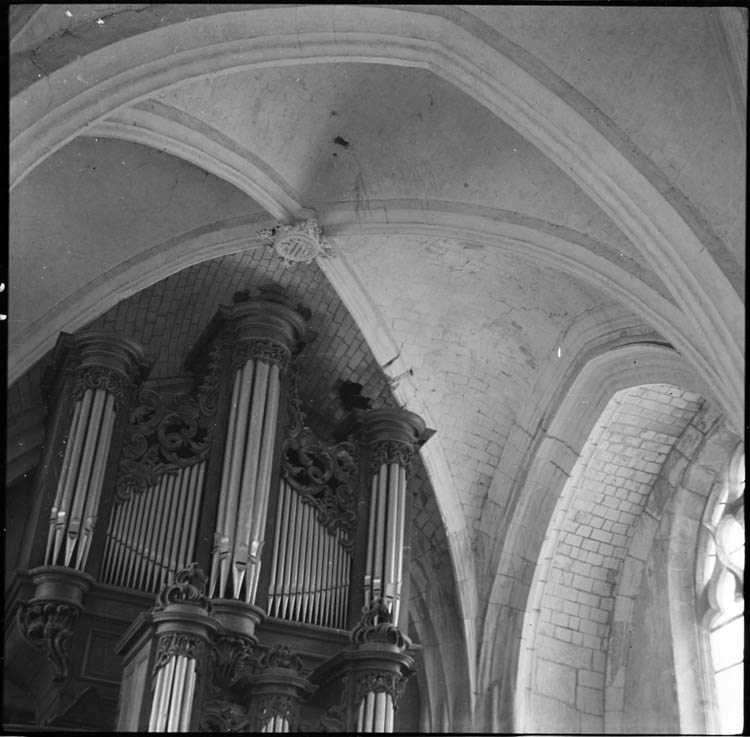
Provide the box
[478,341,710,731]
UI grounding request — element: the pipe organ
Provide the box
[8,285,430,732]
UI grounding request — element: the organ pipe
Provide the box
[43,332,146,573]
[209,289,307,605]
[100,462,206,592]
[266,477,353,629]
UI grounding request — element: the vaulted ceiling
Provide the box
[8,5,745,728]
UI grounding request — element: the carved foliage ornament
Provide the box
[232,338,292,373]
[369,439,415,477]
[281,370,360,548]
[253,694,299,730]
[72,366,132,411]
[152,633,207,679]
[284,434,360,546]
[353,670,409,712]
[195,332,228,417]
[258,643,305,674]
[155,562,209,610]
[116,387,213,500]
[16,601,80,684]
[209,635,255,687]
[199,698,251,733]
[351,598,406,650]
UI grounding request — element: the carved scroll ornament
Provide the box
[352,670,409,712]
[369,439,415,477]
[232,338,292,373]
[155,562,209,610]
[199,698,251,733]
[72,365,132,411]
[351,598,407,650]
[281,369,360,548]
[16,601,80,684]
[116,388,213,500]
[259,643,305,673]
[152,632,207,678]
[209,635,255,687]
[252,693,299,730]
[195,334,227,417]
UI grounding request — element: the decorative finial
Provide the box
[156,562,209,609]
[351,597,406,649]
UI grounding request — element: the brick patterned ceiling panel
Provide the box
[83,247,395,437]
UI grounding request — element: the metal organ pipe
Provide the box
[170,469,191,575]
[180,658,198,731]
[135,473,158,591]
[100,462,206,592]
[210,368,241,593]
[384,694,395,732]
[297,500,311,621]
[234,361,267,598]
[207,295,303,606]
[374,691,388,732]
[309,503,322,624]
[268,480,286,618]
[290,493,304,620]
[266,476,353,629]
[218,360,253,598]
[64,387,106,566]
[148,640,205,734]
[76,391,116,569]
[282,486,299,620]
[392,465,408,624]
[43,333,146,573]
[383,463,400,608]
[48,388,91,565]
[152,475,174,590]
[364,475,377,608]
[45,393,83,563]
[250,363,282,604]
[188,463,205,563]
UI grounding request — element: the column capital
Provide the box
[221,286,311,368]
[248,644,316,731]
[343,407,431,447]
[70,330,150,409]
[337,408,432,475]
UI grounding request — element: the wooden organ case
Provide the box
[5,285,429,732]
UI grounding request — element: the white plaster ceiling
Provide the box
[146,63,643,255]
[466,5,746,267]
[9,0,744,546]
